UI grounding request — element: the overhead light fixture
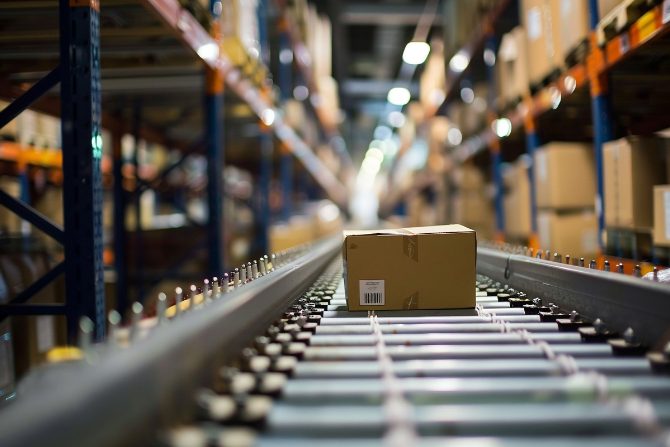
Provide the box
[261,109,276,126]
[387,87,411,106]
[449,50,470,73]
[402,41,430,65]
[492,118,512,138]
[279,48,294,65]
[373,126,392,141]
[293,85,309,101]
[483,48,496,67]
[196,42,219,62]
[388,111,406,128]
[460,87,475,104]
[447,127,463,146]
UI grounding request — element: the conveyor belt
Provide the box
[1,238,669,447]
[160,259,670,447]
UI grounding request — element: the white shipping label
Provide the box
[664,191,670,239]
[527,7,542,40]
[360,280,385,306]
[536,151,548,182]
[36,316,55,353]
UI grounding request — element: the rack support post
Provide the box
[59,0,105,340]
[206,0,225,277]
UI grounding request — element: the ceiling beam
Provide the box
[341,3,442,26]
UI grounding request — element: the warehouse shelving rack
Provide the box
[0,0,348,340]
[445,0,670,262]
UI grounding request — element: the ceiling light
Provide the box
[447,127,463,146]
[293,85,309,101]
[387,87,411,106]
[460,87,474,104]
[279,48,293,65]
[402,41,430,65]
[373,126,392,140]
[492,118,512,138]
[483,48,496,67]
[261,108,276,126]
[449,50,470,73]
[196,42,219,62]
[388,111,406,128]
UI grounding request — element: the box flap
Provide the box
[404,224,474,234]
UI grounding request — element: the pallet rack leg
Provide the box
[524,112,541,249]
[278,24,293,222]
[258,128,272,255]
[59,0,105,340]
[206,0,225,277]
[112,132,128,315]
[485,35,505,241]
[588,0,616,250]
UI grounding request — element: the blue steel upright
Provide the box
[588,0,615,248]
[525,122,541,235]
[206,0,225,276]
[278,22,293,222]
[485,35,505,237]
[59,0,105,340]
[256,0,272,254]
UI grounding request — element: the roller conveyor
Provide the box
[1,237,670,447]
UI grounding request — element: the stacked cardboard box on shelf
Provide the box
[451,164,495,240]
[653,185,670,247]
[533,142,598,258]
[603,136,668,230]
[503,157,532,239]
[521,0,564,86]
[497,27,529,107]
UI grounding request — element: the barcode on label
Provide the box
[363,292,383,304]
[360,280,385,306]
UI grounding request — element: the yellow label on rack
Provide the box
[636,10,658,42]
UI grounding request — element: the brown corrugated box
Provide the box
[537,210,599,258]
[603,136,668,229]
[555,0,590,60]
[521,0,564,85]
[598,0,622,17]
[497,27,529,105]
[504,158,532,238]
[533,142,596,209]
[653,185,670,247]
[343,225,476,311]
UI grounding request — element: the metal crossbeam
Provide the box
[0,190,64,243]
[0,66,60,129]
[2,261,65,311]
[0,303,67,317]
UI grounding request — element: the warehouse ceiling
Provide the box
[311,0,441,107]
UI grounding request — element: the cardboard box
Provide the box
[452,190,494,225]
[537,210,599,258]
[521,0,564,85]
[603,136,668,229]
[343,225,476,311]
[653,185,670,247]
[598,0,622,17]
[554,0,590,60]
[497,27,530,104]
[534,142,595,209]
[453,164,485,191]
[504,159,532,238]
